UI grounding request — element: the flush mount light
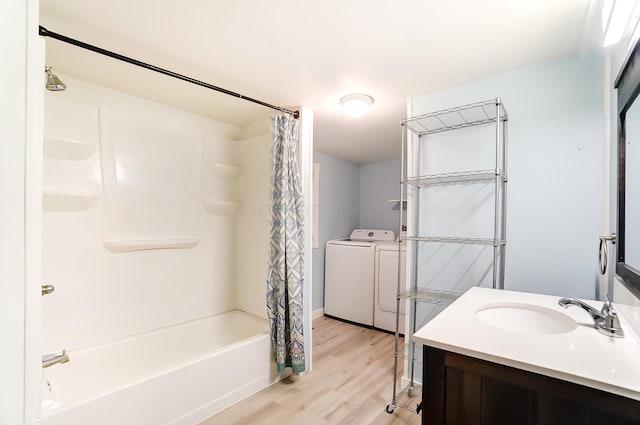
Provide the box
[340,93,374,118]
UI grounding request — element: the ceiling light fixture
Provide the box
[340,93,374,118]
[602,0,637,47]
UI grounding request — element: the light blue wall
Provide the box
[359,159,402,232]
[313,51,605,311]
[312,152,360,311]
[311,155,404,311]
[411,50,605,299]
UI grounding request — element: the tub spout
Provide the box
[42,350,69,369]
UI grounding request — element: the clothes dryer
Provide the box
[324,229,395,326]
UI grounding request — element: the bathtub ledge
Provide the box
[102,238,200,253]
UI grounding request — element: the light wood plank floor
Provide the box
[199,316,421,425]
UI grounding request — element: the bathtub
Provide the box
[37,310,284,425]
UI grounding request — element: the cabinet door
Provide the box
[423,346,640,425]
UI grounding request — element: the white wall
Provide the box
[1,0,41,423]
[235,134,272,318]
[41,75,268,353]
[411,50,605,299]
[1,2,28,422]
[299,107,315,371]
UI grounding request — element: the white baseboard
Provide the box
[312,308,324,320]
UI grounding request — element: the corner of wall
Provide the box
[235,114,272,141]
[299,106,314,372]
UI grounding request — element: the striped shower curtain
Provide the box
[266,113,305,374]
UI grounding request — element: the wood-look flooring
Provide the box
[199,316,421,425]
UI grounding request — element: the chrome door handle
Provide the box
[42,284,55,296]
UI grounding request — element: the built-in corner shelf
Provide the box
[204,163,242,181]
[43,189,101,212]
[102,238,200,253]
[202,199,242,215]
[43,137,96,160]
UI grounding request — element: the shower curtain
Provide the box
[266,113,305,374]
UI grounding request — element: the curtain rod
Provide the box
[39,26,299,119]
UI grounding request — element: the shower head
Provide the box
[45,66,66,91]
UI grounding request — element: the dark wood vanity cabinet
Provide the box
[422,346,640,425]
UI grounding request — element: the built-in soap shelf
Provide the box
[43,189,101,212]
[202,199,242,215]
[204,163,242,181]
[102,238,200,253]
[44,137,96,160]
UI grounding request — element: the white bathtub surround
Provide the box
[37,311,282,425]
[42,78,241,352]
[39,76,295,423]
[414,287,640,400]
[267,114,306,374]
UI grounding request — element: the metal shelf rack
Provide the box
[387,98,508,415]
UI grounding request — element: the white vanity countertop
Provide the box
[413,287,640,401]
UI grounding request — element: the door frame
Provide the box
[1,1,43,424]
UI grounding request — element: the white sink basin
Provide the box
[476,302,577,335]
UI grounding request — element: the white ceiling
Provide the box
[40,0,604,164]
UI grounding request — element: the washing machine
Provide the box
[324,229,395,326]
[374,240,406,333]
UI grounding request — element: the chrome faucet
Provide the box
[558,296,624,338]
[42,350,69,368]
